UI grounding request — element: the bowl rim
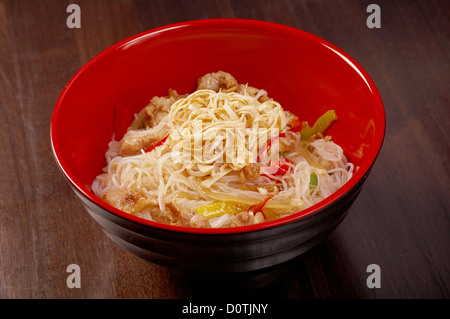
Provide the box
[50,18,386,235]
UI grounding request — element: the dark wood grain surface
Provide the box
[0,0,448,299]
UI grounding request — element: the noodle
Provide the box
[92,73,353,228]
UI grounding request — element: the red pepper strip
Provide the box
[265,157,293,177]
[258,119,302,161]
[247,195,274,218]
[258,133,287,162]
[289,118,303,132]
[144,134,169,153]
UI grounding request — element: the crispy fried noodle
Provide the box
[92,71,354,228]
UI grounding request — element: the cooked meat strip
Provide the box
[103,189,136,213]
[230,211,254,227]
[129,89,185,130]
[102,189,151,214]
[145,89,184,128]
[196,71,239,93]
[171,207,211,228]
[230,210,265,227]
[120,90,184,156]
[169,197,211,228]
[239,163,261,183]
[177,209,197,227]
[190,214,211,228]
[253,212,265,224]
[118,131,162,156]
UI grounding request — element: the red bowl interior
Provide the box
[51,19,385,234]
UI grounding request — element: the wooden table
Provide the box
[0,0,448,300]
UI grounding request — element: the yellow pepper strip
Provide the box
[199,185,293,210]
[300,110,337,140]
[310,172,318,186]
[299,121,313,140]
[312,110,337,134]
[194,201,247,219]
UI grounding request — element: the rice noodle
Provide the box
[92,88,353,228]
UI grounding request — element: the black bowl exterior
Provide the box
[71,172,367,273]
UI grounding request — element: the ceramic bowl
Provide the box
[51,19,385,273]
